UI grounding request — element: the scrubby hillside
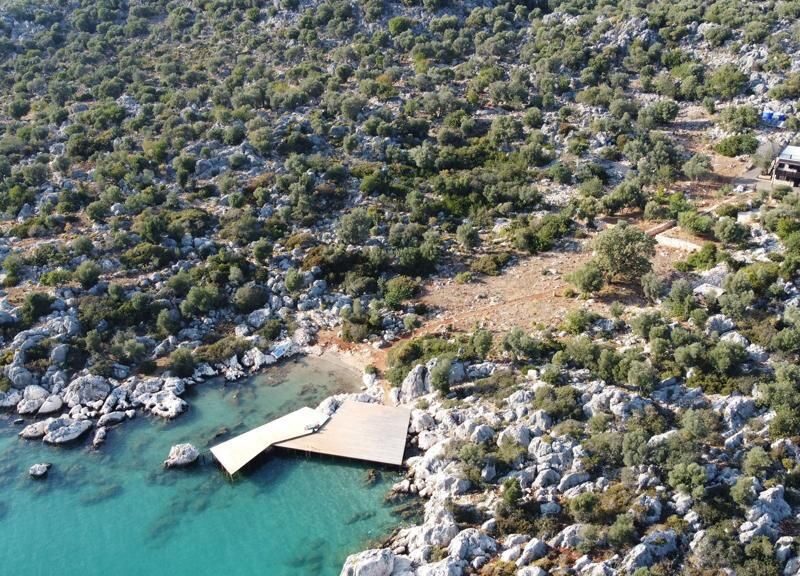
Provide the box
[2,0,800,574]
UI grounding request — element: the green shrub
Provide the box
[384,275,419,309]
[74,260,101,289]
[569,492,601,523]
[470,252,511,276]
[40,268,73,286]
[568,261,605,295]
[169,348,195,377]
[233,283,269,312]
[715,134,759,157]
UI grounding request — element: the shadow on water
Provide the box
[344,510,377,525]
[79,482,124,506]
[284,537,328,574]
[145,468,230,546]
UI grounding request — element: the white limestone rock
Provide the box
[164,443,200,468]
[517,538,549,566]
[447,528,497,560]
[6,364,34,388]
[19,419,49,439]
[63,375,110,407]
[92,426,107,448]
[339,548,395,576]
[548,524,587,549]
[621,530,677,573]
[242,347,276,371]
[38,394,63,415]
[0,388,22,408]
[16,385,49,414]
[42,417,92,444]
[706,314,735,334]
[97,411,126,427]
[740,486,791,543]
[410,410,435,433]
[146,390,187,419]
[29,463,50,478]
[398,364,429,404]
[470,424,495,444]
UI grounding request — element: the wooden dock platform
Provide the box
[210,401,411,475]
[277,401,410,466]
[210,407,328,475]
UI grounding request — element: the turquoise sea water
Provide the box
[0,357,403,576]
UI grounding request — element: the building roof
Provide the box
[778,145,800,162]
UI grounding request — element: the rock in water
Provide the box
[42,417,93,444]
[29,463,51,479]
[19,420,49,439]
[92,426,107,449]
[164,443,200,468]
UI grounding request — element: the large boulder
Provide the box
[6,364,34,389]
[19,419,49,439]
[497,424,530,448]
[447,528,497,560]
[38,394,63,415]
[16,385,49,414]
[340,548,395,576]
[241,347,275,371]
[63,375,110,407]
[42,417,93,444]
[164,443,200,468]
[97,411,126,427]
[470,425,495,445]
[247,308,272,329]
[145,390,186,419]
[621,530,677,573]
[415,558,466,576]
[548,524,587,549]
[398,364,429,404]
[739,485,792,543]
[706,314,735,334]
[0,388,22,408]
[517,538,549,566]
[49,344,69,366]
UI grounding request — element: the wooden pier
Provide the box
[210,401,411,475]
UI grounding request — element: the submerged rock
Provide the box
[164,443,200,468]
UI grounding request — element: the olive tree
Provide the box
[593,222,656,284]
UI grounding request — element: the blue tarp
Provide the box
[762,110,786,125]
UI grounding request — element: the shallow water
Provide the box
[0,357,402,576]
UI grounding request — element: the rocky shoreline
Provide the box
[1,327,315,448]
[340,339,800,575]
